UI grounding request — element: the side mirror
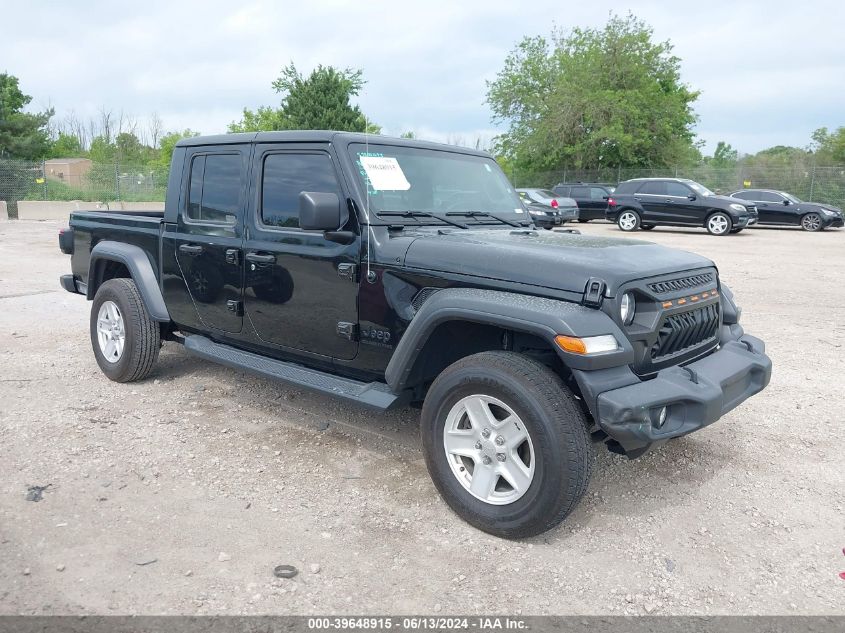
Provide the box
[687,194,697,201]
[783,199,790,205]
[299,192,341,231]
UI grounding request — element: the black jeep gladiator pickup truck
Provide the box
[59,131,772,538]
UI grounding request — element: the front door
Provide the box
[174,148,249,333]
[663,181,700,224]
[243,145,359,360]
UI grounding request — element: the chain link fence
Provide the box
[0,158,167,217]
[507,165,845,208]
[2,158,844,218]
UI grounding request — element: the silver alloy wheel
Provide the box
[708,214,729,234]
[618,212,638,230]
[442,394,535,505]
[802,213,821,231]
[96,300,125,363]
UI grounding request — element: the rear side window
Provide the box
[614,181,638,194]
[187,154,241,224]
[262,153,341,229]
[553,186,570,196]
[570,186,589,197]
[638,181,666,195]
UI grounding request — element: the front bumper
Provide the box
[574,333,771,458]
[824,215,843,228]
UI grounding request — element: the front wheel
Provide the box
[640,224,655,231]
[706,212,732,235]
[730,228,744,234]
[801,213,823,232]
[617,210,641,232]
[90,278,160,382]
[420,351,592,538]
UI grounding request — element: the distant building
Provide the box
[45,158,92,187]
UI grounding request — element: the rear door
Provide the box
[242,144,359,360]
[754,191,792,224]
[634,181,667,221]
[174,147,249,333]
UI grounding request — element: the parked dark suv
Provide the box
[607,178,758,235]
[552,183,616,222]
[727,189,844,231]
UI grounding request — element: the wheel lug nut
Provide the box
[496,453,506,462]
[474,441,482,450]
[495,436,505,446]
[481,428,491,438]
[482,455,492,465]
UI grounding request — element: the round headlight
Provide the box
[620,292,635,325]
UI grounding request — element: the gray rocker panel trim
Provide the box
[87,241,170,322]
[384,288,633,392]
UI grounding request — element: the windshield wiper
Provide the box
[445,210,526,228]
[376,210,468,229]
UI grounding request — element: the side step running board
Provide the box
[183,335,405,410]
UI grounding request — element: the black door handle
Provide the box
[179,244,203,256]
[245,252,276,264]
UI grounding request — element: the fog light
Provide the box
[655,406,668,428]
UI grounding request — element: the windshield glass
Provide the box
[782,191,802,203]
[347,143,524,222]
[687,181,715,197]
[537,189,558,199]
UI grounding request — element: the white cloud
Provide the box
[3,0,843,155]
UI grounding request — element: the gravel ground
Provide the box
[0,219,843,616]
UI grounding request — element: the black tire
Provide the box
[617,209,641,232]
[420,351,592,539]
[640,224,655,231]
[801,212,823,232]
[577,219,590,223]
[705,211,732,236]
[730,228,744,234]
[90,278,160,382]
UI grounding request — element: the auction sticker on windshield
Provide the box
[360,156,411,191]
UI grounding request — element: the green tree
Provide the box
[708,141,738,168]
[154,129,199,171]
[48,132,85,158]
[812,127,845,164]
[229,63,379,133]
[486,13,699,172]
[0,73,53,160]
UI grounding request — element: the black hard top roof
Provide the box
[175,131,491,157]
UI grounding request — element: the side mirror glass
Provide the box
[299,192,341,231]
[687,194,697,201]
[783,199,790,205]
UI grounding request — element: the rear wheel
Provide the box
[640,224,655,231]
[90,278,160,382]
[801,212,823,232]
[577,219,590,223]
[617,210,641,232]
[706,212,732,235]
[420,351,592,538]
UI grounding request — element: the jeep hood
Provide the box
[402,229,714,296]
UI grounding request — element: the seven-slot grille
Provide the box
[648,273,714,294]
[651,302,720,360]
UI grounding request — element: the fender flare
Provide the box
[87,241,170,322]
[384,288,633,392]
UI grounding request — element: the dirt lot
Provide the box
[0,219,843,616]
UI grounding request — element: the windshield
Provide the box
[348,143,524,223]
[687,181,715,197]
[782,191,802,203]
[537,189,558,199]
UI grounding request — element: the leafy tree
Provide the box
[708,141,738,168]
[486,13,699,171]
[154,129,199,171]
[48,132,85,158]
[0,73,53,160]
[229,63,379,133]
[812,127,845,164]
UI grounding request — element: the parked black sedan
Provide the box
[727,189,844,231]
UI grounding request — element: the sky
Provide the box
[2,0,844,156]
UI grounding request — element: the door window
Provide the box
[589,187,607,200]
[665,182,692,197]
[570,186,589,198]
[637,181,666,195]
[754,191,782,202]
[261,153,341,229]
[186,154,241,224]
[731,191,754,200]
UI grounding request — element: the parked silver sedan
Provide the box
[517,189,579,229]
